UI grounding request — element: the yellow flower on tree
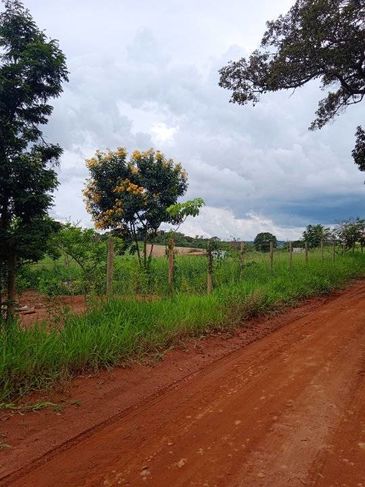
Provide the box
[84,147,188,269]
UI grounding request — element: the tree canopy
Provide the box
[334,217,365,249]
[0,0,68,318]
[254,232,277,252]
[302,224,331,248]
[84,148,188,268]
[219,0,365,169]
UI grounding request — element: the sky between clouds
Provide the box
[21,0,365,240]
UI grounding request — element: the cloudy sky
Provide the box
[23,0,365,240]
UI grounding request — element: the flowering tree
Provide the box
[84,148,188,269]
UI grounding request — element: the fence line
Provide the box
[105,239,360,297]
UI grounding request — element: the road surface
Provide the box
[1,282,365,486]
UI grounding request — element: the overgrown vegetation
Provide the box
[16,218,365,297]
[2,249,365,401]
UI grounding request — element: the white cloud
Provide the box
[18,0,365,238]
[150,122,178,145]
[170,207,303,241]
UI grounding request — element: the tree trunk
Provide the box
[0,261,3,320]
[6,252,16,321]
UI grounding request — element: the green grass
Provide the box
[2,250,365,401]
[18,246,356,297]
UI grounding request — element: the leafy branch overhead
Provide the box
[219,0,365,170]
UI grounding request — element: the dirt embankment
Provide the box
[1,282,365,486]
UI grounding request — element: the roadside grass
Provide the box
[1,251,365,401]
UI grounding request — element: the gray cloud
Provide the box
[20,0,365,238]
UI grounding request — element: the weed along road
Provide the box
[2,282,365,487]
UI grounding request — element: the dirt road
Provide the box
[1,282,365,486]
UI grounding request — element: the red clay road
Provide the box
[1,282,365,486]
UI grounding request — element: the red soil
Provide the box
[1,282,365,486]
[15,290,86,327]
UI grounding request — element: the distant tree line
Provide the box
[244,220,365,253]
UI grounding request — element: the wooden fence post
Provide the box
[168,237,175,296]
[289,241,293,270]
[207,245,213,294]
[332,241,336,263]
[239,241,245,278]
[305,241,308,265]
[321,238,324,262]
[269,240,274,272]
[106,236,114,296]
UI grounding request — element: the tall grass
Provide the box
[2,250,365,401]
[19,246,355,297]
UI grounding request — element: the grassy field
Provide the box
[1,249,365,402]
[17,245,354,297]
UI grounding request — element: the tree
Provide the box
[303,224,331,248]
[0,0,68,320]
[84,148,188,269]
[219,0,365,168]
[49,223,124,296]
[254,232,277,252]
[334,217,365,250]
